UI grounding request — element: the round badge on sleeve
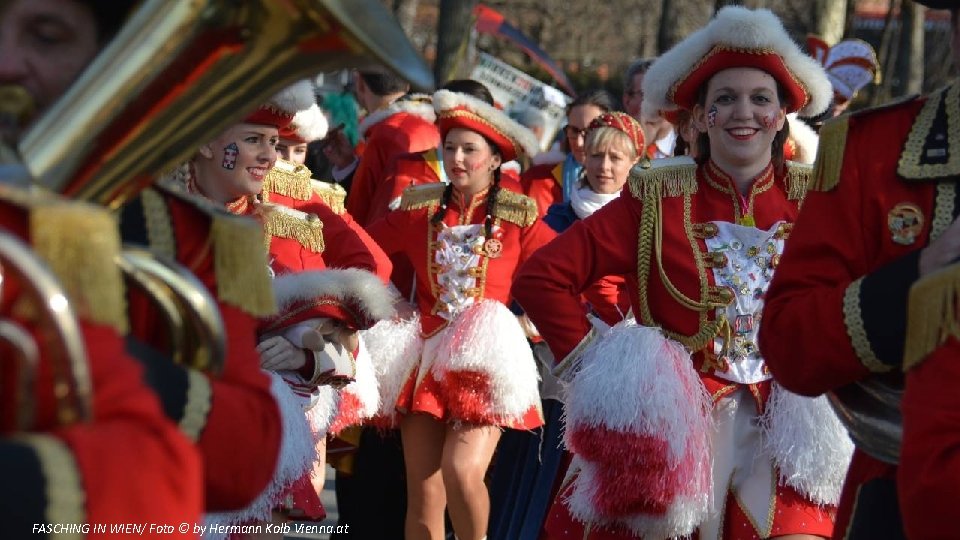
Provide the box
[483,238,503,258]
[887,202,924,245]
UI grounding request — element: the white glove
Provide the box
[257,336,308,371]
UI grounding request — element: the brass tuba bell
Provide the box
[20,0,433,208]
[0,230,92,432]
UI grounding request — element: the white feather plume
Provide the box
[290,103,329,142]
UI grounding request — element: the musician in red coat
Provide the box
[0,190,202,538]
[120,181,282,513]
[367,88,554,540]
[344,70,439,226]
[513,7,848,540]
[760,2,960,539]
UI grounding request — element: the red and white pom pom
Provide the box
[433,300,541,425]
[563,319,713,539]
[759,382,854,505]
[327,339,380,436]
[361,315,424,428]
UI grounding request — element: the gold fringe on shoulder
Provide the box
[141,188,176,259]
[263,159,313,201]
[400,183,446,211]
[785,161,813,201]
[494,189,538,227]
[903,263,960,371]
[627,163,698,200]
[30,201,128,333]
[211,214,276,317]
[311,180,347,215]
[261,205,325,253]
[810,115,850,192]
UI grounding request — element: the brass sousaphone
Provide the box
[5,0,432,425]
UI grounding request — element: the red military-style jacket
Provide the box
[257,159,393,334]
[119,181,282,512]
[367,182,555,337]
[0,187,201,536]
[346,100,440,227]
[758,87,960,538]
[521,161,565,218]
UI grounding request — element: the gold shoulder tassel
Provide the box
[400,183,446,211]
[30,201,128,333]
[785,161,813,201]
[810,115,850,192]
[211,214,276,317]
[903,263,960,370]
[311,180,347,215]
[263,159,313,201]
[494,190,538,227]
[627,163,698,200]
[261,205,325,253]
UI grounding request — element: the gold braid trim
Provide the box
[627,163,698,200]
[810,115,850,192]
[400,183,447,211]
[494,189,538,227]
[262,159,314,201]
[904,263,960,370]
[784,161,812,201]
[211,214,276,317]
[179,369,213,441]
[260,204,325,253]
[13,434,85,537]
[898,83,960,180]
[842,277,892,373]
[30,201,128,333]
[141,188,176,259]
[311,180,347,215]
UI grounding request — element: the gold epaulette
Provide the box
[903,263,960,370]
[311,180,347,215]
[809,115,850,193]
[400,182,447,211]
[148,183,276,317]
[0,186,129,333]
[494,189,538,227]
[785,160,813,201]
[259,203,325,253]
[627,159,698,200]
[263,158,313,201]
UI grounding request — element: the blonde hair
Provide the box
[585,127,639,161]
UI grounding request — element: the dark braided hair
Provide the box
[484,167,502,239]
[430,183,455,225]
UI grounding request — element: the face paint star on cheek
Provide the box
[761,113,778,130]
[222,143,239,170]
[707,105,718,128]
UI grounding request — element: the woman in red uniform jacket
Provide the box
[164,81,394,533]
[367,89,554,540]
[513,7,850,540]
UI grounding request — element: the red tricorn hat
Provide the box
[433,89,539,163]
[244,79,316,130]
[642,7,832,118]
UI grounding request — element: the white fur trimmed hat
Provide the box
[642,6,833,118]
[245,79,316,129]
[433,89,539,162]
[279,103,329,143]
